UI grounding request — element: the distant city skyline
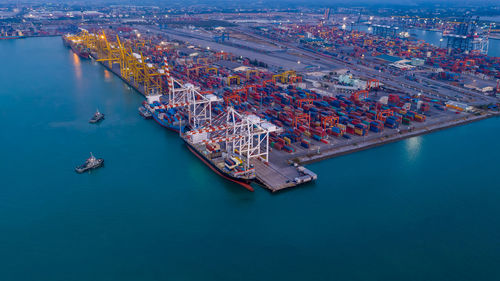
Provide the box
[1,0,499,7]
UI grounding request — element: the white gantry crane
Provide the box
[161,57,217,129]
[157,57,278,170]
[185,107,278,170]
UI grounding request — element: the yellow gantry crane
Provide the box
[272,70,298,84]
[70,29,166,96]
[246,69,259,80]
[95,31,121,68]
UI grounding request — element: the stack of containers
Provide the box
[385,116,398,129]
[354,123,367,136]
[329,126,342,136]
[346,123,355,135]
[301,139,311,148]
[370,120,384,132]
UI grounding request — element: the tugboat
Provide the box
[75,153,104,173]
[138,105,152,119]
[89,109,105,123]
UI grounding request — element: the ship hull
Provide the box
[89,114,105,123]
[152,111,183,133]
[62,36,71,47]
[62,36,90,59]
[139,107,152,119]
[184,140,254,191]
[70,44,90,59]
[75,159,104,173]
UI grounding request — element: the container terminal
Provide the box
[57,8,500,192]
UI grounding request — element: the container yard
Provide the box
[57,8,500,192]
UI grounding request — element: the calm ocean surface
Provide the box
[0,36,499,281]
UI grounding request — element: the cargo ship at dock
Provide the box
[62,35,90,59]
[143,97,186,133]
[181,132,255,191]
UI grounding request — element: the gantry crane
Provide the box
[320,115,339,129]
[292,112,310,129]
[366,79,380,90]
[70,29,168,96]
[68,29,276,168]
[351,90,369,101]
[185,107,276,166]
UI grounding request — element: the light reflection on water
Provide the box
[72,53,82,79]
[104,69,111,81]
[405,136,422,161]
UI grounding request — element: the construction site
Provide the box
[61,11,500,191]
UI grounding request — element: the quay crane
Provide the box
[66,29,167,96]
[184,107,276,167]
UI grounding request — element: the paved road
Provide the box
[140,26,326,71]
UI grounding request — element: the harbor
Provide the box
[59,25,500,192]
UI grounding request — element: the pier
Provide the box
[297,112,499,164]
[253,160,316,192]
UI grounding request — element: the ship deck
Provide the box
[190,141,253,179]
